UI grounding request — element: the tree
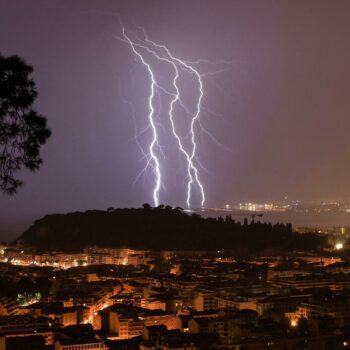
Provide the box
[0,53,51,194]
[318,315,337,334]
[297,317,310,336]
[142,203,151,210]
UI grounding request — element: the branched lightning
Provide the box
[120,23,230,208]
[121,27,161,207]
[141,33,206,207]
[118,83,153,186]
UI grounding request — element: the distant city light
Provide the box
[335,242,343,250]
[238,202,286,212]
[290,319,298,327]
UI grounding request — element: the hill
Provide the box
[14,206,325,253]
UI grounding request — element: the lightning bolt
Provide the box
[141,34,205,207]
[121,27,161,207]
[120,24,228,208]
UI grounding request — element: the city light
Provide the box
[238,202,286,212]
[335,242,343,250]
[290,319,298,327]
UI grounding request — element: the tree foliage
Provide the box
[16,206,326,253]
[0,53,51,194]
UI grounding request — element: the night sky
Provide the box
[1,0,350,239]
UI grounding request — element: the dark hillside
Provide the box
[14,206,325,253]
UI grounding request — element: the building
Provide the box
[54,338,105,350]
[193,291,217,312]
[109,310,144,339]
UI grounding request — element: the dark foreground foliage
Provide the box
[15,206,326,253]
[0,53,51,194]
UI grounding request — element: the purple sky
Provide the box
[1,0,350,239]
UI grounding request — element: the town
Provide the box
[0,243,349,349]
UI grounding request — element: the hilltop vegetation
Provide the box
[15,205,325,253]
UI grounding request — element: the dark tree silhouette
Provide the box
[142,203,152,211]
[15,207,326,253]
[0,53,51,194]
[297,317,310,336]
